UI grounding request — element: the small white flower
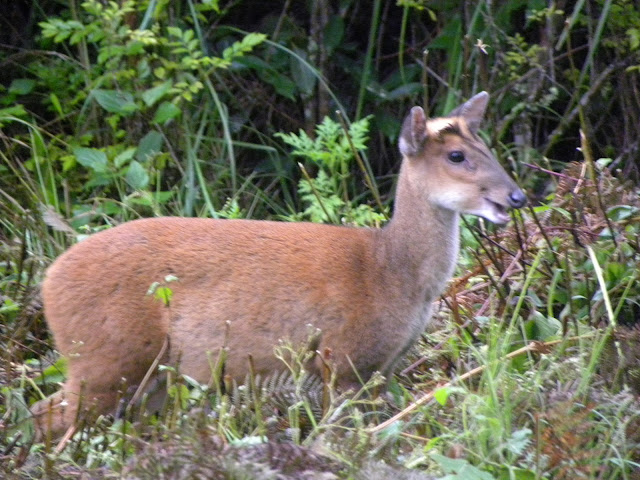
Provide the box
[476,38,489,54]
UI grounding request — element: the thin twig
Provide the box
[580,129,618,249]
[527,205,562,270]
[128,335,170,409]
[54,425,77,455]
[422,49,430,115]
[522,162,580,181]
[298,162,336,223]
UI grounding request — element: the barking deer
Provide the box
[32,92,526,438]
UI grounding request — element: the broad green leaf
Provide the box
[167,383,189,409]
[376,113,401,141]
[9,78,36,95]
[125,160,149,189]
[434,386,450,406]
[432,453,496,479]
[607,205,638,221]
[0,298,19,314]
[126,190,173,207]
[495,467,537,480]
[261,70,296,100]
[324,15,344,50]
[606,262,626,284]
[74,147,108,173]
[33,356,68,385]
[290,48,316,96]
[114,147,137,168]
[142,81,172,107]
[376,420,405,439]
[155,191,174,204]
[628,27,640,51]
[523,318,536,341]
[236,55,269,70]
[153,101,181,124]
[423,436,443,452]
[167,26,182,38]
[136,131,164,162]
[238,56,297,100]
[532,311,561,340]
[49,93,63,116]
[61,154,75,171]
[84,171,117,188]
[221,32,267,62]
[0,105,28,126]
[200,0,220,12]
[154,285,173,305]
[92,89,138,115]
[386,82,422,100]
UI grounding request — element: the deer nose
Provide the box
[508,189,527,209]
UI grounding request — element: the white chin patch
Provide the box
[435,194,511,224]
[471,199,511,224]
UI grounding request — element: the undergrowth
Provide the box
[1,1,640,479]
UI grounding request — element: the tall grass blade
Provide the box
[355,0,382,120]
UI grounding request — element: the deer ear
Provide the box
[399,106,427,157]
[448,91,489,135]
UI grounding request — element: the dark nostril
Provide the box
[509,189,527,209]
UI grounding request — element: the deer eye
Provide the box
[448,150,465,163]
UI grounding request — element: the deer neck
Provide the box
[376,162,460,301]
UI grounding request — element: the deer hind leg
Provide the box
[31,375,124,441]
[31,387,75,441]
[32,332,171,440]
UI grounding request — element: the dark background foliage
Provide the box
[2,0,640,196]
